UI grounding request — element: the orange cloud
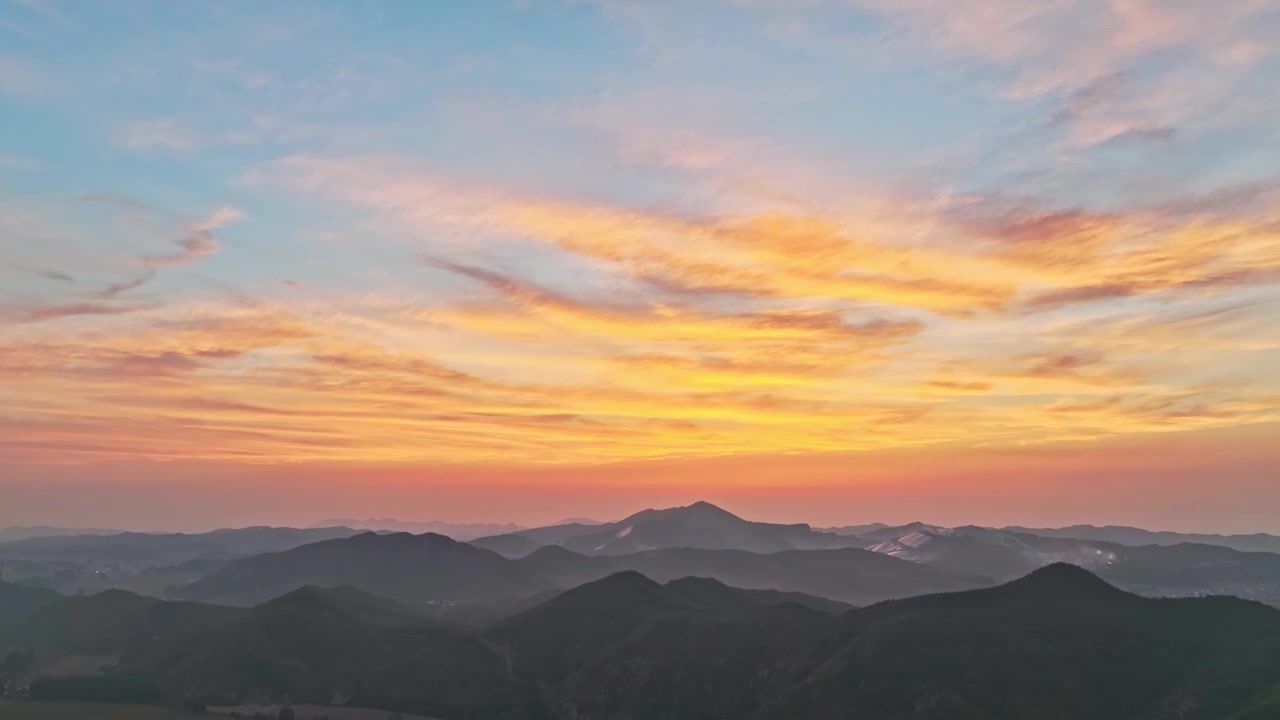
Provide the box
[1,276,1271,468]
[5,139,1278,468]
[260,156,1280,317]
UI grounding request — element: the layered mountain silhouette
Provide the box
[755,564,1280,720]
[860,523,1116,577]
[516,543,989,606]
[169,503,1280,609]
[13,503,1280,617]
[473,501,868,557]
[177,525,984,607]
[314,518,525,540]
[0,586,240,662]
[175,531,544,606]
[1001,524,1280,554]
[0,580,59,624]
[6,566,1280,719]
[0,526,365,567]
[0,526,121,544]
[126,585,524,715]
[858,523,1280,605]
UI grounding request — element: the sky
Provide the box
[1,0,1278,532]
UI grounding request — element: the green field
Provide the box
[0,699,220,719]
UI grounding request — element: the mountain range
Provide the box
[0,526,366,568]
[0,527,122,544]
[174,528,982,608]
[443,503,1280,608]
[1000,524,1280,554]
[313,518,527,541]
[7,501,1280,719]
[858,522,1280,605]
[471,501,870,557]
[8,503,1280,612]
[4,567,1280,719]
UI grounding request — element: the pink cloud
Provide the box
[849,0,1275,95]
[141,207,242,268]
[142,232,220,268]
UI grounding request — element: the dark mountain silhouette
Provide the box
[1003,524,1280,554]
[471,522,605,556]
[314,518,524,540]
[861,523,1069,577]
[817,522,890,536]
[514,544,987,605]
[0,587,240,662]
[126,584,527,717]
[496,564,1280,720]
[484,571,690,687]
[1100,542,1280,604]
[860,524,1280,605]
[754,564,1280,720]
[551,591,841,719]
[661,576,852,613]
[0,526,365,567]
[477,501,867,557]
[91,506,1280,613]
[0,580,59,624]
[469,533,544,558]
[179,529,985,609]
[30,564,1279,719]
[176,531,542,606]
[0,526,120,543]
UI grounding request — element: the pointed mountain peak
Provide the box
[532,571,672,611]
[621,501,741,523]
[262,584,374,610]
[686,500,736,515]
[1004,563,1124,597]
[413,531,463,544]
[259,584,422,626]
[578,569,663,593]
[522,544,586,561]
[85,588,151,604]
[664,575,732,592]
[900,521,942,533]
[269,583,357,602]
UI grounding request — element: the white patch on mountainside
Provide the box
[898,532,933,548]
[615,526,633,539]
[866,540,915,558]
[863,524,1122,569]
